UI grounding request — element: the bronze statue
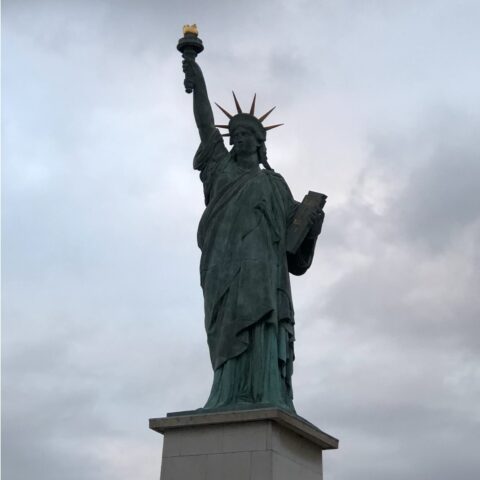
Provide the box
[178,26,325,413]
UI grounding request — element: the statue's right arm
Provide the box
[183,58,216,143]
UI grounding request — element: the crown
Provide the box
[215,92,284,138]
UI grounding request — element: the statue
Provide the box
[177,26,326,413]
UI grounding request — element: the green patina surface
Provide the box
[178,30,325,413]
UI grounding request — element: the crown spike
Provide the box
[264,123,284,131]
[215,102,233,119]
[258,106,276,122]
[215,124,230,129]
[249,94,257,115]
[232,91,242,114]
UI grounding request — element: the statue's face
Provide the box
[231,126,260,155]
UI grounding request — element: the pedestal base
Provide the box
[149,407,338,480]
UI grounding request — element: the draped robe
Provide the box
[194,129,317,412]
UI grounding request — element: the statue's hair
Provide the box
[258,142,272,170]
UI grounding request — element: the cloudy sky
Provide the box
[3,0,480,479]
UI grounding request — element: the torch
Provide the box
[177,24,204,94]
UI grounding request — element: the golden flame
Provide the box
[183,24,198,36]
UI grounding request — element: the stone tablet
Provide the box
[286,191,327,254]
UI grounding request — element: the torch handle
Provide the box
[182,48,197,94]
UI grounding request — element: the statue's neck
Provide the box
[235,152,260,171]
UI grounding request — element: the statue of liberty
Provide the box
[178,26,325,413]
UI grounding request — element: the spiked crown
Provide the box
[215,92,283,144]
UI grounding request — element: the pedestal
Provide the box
[149,407,338,480]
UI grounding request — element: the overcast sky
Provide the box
[2,0,480,479]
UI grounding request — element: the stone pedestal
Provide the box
[149,407,338,480]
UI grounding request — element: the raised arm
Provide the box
[182,58,216,143]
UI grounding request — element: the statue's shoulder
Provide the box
[194,128,228,171]
[263,168,288,185]
[262,168,294,198]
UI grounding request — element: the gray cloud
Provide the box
[296,110,480,480]
[3,1,480,479]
